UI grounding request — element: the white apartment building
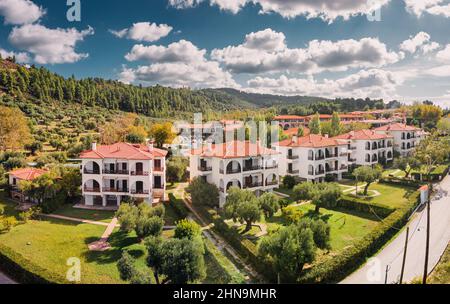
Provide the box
[334,130,394,166]
[275,134,349,183]
[189,141,280,207]
[80,142,167,208]
[274,115,307,130]
[374,123,423,157]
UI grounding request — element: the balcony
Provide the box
[325,153,336,159]
[103,187,129,193]
[326,167,336,173]
[288,169,300,174]
[243,165,262,172]
[348,158,357,162]
[130,189,150,195]
[103,169,129,175]
[154,167,164,172]
[265,180,279,186]
[340,165,348,171]
[315,170,325,175]
[131,171,149,176]
[84,186,100,193]
[198,166,212,172]
[315,156,325,160]
[153,184,165,190]
[340,152,348,157]
[348,146,357,150]
[83,169,100,175]
[287,155,299,160]
[244,182,263,189]
[265,164,279,170]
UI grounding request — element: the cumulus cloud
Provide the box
[211,29,402,74]
[168,0,390,21]
[424,65,450,77]
[436,44,450,61]
[0,47,29,63]
[399,32,440,54]
[246,69,402,98]
[0,0,45,25]
[120,40,237,88]
[9,24,94,64]
[110,22,172,42]
[404,0,450,17]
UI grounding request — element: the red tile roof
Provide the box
[334,129,393,141]
[80,143,167,160]
[191,141,279,159]
[278,134,346,148]
[274,115,306,121]
[283,127,311,137]
[374,123,420,132]
[9,168,48,181]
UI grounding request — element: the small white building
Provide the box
[80,142,167,208]
[374,123,423,157]
[189,141,280,207]
[334,129,394,166]
[8,168,49,203]
[275,134,349,182]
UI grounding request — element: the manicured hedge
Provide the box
[379,177,424,188]
[411,165,449,182]
[338,196,395,218]
[168,193,189,218]
[297,191,420,283]
[0,243,64,284]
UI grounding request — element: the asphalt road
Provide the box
[342,175,450,284]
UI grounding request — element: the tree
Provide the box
[353,165,383,196]
[115,203,139,233]
[394,157,421,178]
[126,125,148,144]
[298,218,331,250]
[149,122,175,148]
[330,112,342,137]
[135,216,164,239]
[25,141,43,156]
[174,219,201,240]
[259,224,316,282]
[414,132,450,182]
[116,203,165,239]
[297,127,305,137]
[311,183,341,213]
[145,236,164,284]
[166,157,188,184]
[258,192,280,219]
[0,106,32,151]
[186,177,219,208]
[117,251,137,281]
[223,187,257,222]
[309,113,321,135]
[236,200,261,232]
[282,175,297,189]
[293,182,316,202]
[437,118,450,135]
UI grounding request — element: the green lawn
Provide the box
[382,169,406,178]
[428,243,450,284]
[344,182,416,209]
[52,205,115,223]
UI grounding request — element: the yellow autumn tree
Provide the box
[149,122,175,148]
[0,106,32,151]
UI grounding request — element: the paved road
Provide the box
[0,271,16,284]
[342,175,450,284]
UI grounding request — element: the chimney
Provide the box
[292,136,298,144]
[91,142,97,151]
[207,142,213,151]
[148,141,154,153]
[324,134,329,138]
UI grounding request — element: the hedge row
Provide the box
[297,191,420,283]
[168,193,189,219]
[0,243,64,284]
[411,165,449,182]
[338,196,395,218]
[379,177,425,188]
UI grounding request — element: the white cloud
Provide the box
[168,0,391,21]
[9,24,94,64]
[436,44,450,61]
[212,29,402,74]
[0,0,45,25]
[399,32,440,54]
[110,22,172,42]
[404,0,450,17]
[120,40,237,88]
[424,65,450,77]
[246,69,402,98]
[0,47,29,63]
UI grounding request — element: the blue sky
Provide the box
[1,0,450,107]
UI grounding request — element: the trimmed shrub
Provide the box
[338,196,395,218]
[168,193,189,218]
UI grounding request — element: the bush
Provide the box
[281,206,303,224]
[338,196,395,218]
[0,216,18,232]
[174,219,201,240]
[379,177,424,188]
[168,193,189,218]
[282,175,297,189]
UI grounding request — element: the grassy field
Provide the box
[428,243,450,284]
[52,205,116,223]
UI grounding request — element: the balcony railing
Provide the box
[287,155,299,160]
[348,146,357,150]
[349,158,357,162]
[340,165,348,171]
[154,167,164,172]
[244,182,263,189]
[153,184,165,190]
[243,165,262,172]
[130,189,150,195]
[325,154,336,159]
[288,169,300,174]
[83,169,100,175]
[266,180,278,186]
[131,171,149,176]
[326,168,335,173]
[84,186,100,193]
[315,170,325,175]
[198,166,212,172]
[220,168,241,174]
[103,187,129,193]
[340,152,348,157]
[103,169,129,175]
[265,164,279,170]
[315,156,325,160]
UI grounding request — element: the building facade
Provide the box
[8,168,49,203]
[80,142,167,208]
[334,130,394,166]
[189,141,280,207]
[275,134,349,182]
[374,123,423,157]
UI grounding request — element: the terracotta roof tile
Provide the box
[80,143,167,160]
[374,123,421,132]
[334,129,393,140]
[9,168,49,181]
[191,141,279,159]
[278,134,346,148]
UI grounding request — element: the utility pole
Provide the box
[399,227,409,284]
[422,192,431,284]
[384,265,390,284]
